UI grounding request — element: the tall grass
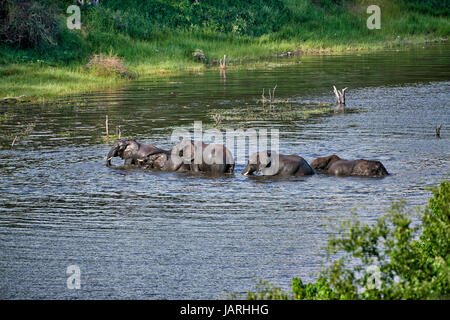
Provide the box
[0,63,121,103]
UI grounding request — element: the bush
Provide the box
[85,53,134,78]
[403,0,450,16]
[0,0,61,51]
[245,180,450,300]
[83,0,289,38]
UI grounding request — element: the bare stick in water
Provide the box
[116,125,122,139]
[105,115,109,140]
[11,136,18,148]
[436,124,442,138]
[219,55,227,70]
[212,113,222,126]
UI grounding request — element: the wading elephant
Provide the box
[106,139,167,167]
[106,139,191,172]
[106,139,234,174]
[242,150,314,176]
[166,139,235,174]
[310,154,389,177]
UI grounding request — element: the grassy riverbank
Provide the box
[0,0,448,103]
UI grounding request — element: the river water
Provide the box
[0,44,449,299]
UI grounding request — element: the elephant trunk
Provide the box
[241,163,255,176]
[106,145,119,166]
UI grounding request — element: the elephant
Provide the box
[106,139,167,167]
[106,139,192,172]
[242,150,314,176]
[310,154,389,177]
[164,139,235,174]
[106,139,234,174]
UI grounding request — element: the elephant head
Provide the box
[106,139,166,167]
[242,150,279,176]
[106,139,138,166]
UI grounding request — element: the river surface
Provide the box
[0,44,449,299]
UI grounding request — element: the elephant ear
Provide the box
[261,150,280,176]
[248,152,259,166]
[259,150,272,168]
[121,140,137,159]
[325,155,341,170]
[171,139,194,164]
[183,140,196,162]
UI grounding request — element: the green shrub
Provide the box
[403,0,449,16]
[245,180,450,300]
[0,0,61,51]
[83,0,288,38]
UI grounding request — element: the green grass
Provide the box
[0,0,448,103]
[0,63,122,104]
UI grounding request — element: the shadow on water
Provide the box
[0,44,449,299]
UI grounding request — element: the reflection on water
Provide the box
[0,44,449,299]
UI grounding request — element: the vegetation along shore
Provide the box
[0,0,449,104]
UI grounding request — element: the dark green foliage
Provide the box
[403,0,449,16]
[84,0,288,38]
[0,0,448,66]
[0,0,60,51]
[0,0,88,62]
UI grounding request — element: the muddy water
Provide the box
[0,44,449,299]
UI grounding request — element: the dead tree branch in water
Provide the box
[219,55,227,70]
[116,125,122,139]
[1,95,26,103]
[212,113,222,126]
[261,85,277,110]
[11,136,18,149]
[333,86,347,106]
[436,124,442,138]
[105,115,109,140]
[10,122,35,149]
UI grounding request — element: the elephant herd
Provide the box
[106,139,389,177]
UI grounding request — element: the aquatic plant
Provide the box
[208,100,335,126]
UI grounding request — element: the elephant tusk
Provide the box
[107,157,113,161]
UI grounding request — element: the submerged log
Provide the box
[1,95,26,103]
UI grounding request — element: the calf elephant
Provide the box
[310,154,389,177]
[106,139,192,172]
[106,139,167,167]
[242,150,314,176]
